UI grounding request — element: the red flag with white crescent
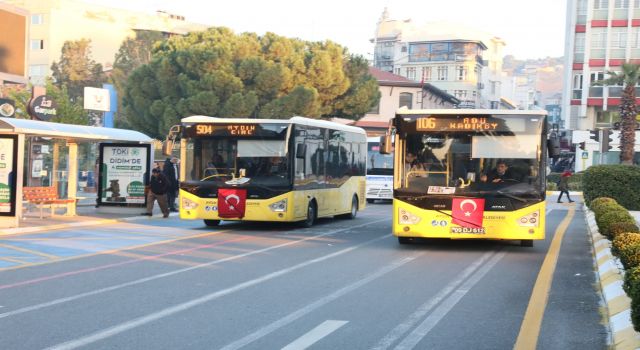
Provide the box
[218,188,247,218]
[451,197,485,228]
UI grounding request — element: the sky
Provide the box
[84,0,567,60]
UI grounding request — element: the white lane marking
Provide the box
[371,250,498,350]
[220,254,421,350]
[546,209,552,216]
[394,251,507,350]
[281,320,349,350]
[44,234,392,350]
[0,219,388,320]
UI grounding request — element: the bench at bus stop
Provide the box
[22,186,76,219]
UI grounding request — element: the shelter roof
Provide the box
[0,118,152,142]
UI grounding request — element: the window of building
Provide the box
[30,39,44,50]
[590,72,605,97]
[575,33,586,52]
[453,90,468,99]
[421,67,431,81]
[612,28,628,48]
[573,73,583,99]
[28,64,48,77]
[615,0,630,8]
[594,0,610,9]
[632,27,640,48]
[577,0,588,15]
[31,14,44,25]
[491,81,498,94]
[368,101,380,114]
[456,65,467,81]
[437,66,448,81]
[635,0,640,8]
[399,92,413,109]
[395,68,401,75]
[406,67,417,80]
[591,30,608,48]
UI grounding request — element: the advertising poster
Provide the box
[99,144,150,206]
[0,135,17,216]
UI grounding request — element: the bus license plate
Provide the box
[451,227,486,234]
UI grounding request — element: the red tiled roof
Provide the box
[368,67,414,84]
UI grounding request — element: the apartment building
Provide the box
[372,9,508,109]
[3,0,207,85]
[0,2,28,86]
[562,0,640,168]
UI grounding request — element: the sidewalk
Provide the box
[1,205,177,236]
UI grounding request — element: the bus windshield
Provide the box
[367,141,394,175]
[185,137,290,188]
[400,131,543,199]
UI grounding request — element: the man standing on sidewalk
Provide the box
[143,168,170,218]
[163,157,180,212]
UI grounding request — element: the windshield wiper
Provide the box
[496,190,528,203]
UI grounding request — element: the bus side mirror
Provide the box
[162,138,174,156]
[380,135,392,154]
[296,143,307,158]
[547,134,560,158]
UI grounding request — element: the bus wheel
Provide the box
[520,239,534,247]
[300,202,316,228]
[367,199,375,204]
[204,219,220,227]
[398,237,411,244]
[338,195,358,219]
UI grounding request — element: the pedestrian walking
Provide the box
[143,168,170,217]
[557,170,574,203]
[163,156,180,212]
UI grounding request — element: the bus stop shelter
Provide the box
[0,117,153,228]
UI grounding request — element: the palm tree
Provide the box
[596,63,640,165]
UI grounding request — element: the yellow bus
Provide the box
[381,109,550,247]
[166,116,367,227]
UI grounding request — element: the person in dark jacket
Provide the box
[163,157,180,212]
[143,168,170,217]
[481,160,517,183]
[557,170,574,203]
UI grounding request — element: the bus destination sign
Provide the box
[192,124,257,136]
[416,117,501,132]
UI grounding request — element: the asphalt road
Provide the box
[0,200,607,349]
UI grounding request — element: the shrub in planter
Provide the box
[597,210,636,237]
[633,297,640,332]
[613,232,640,256]
[618,241,640,270]
[589,197,618,213]
[594,203,626,222]
[609,222,640,239]
[583,165,640,210]
[624,266,640,297]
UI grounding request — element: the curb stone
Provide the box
[585,205,640,349]
[0,212,180,236]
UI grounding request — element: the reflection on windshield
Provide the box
[187,138,290,187]
[400,132,543,197]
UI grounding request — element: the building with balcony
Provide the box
[372,9,510,110]
[562,0,640,168]
[3,0,208,85]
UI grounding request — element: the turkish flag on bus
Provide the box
[451,197,485,228]
[218,188,247,219]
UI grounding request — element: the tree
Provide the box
[51,39,106,102]
[110,30,165,128]
[596,63,640,165]
[1,80,87,124]
[123,27,380,138]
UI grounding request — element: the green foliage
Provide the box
[613,232,640,256]
[596,209,636,237]
[583,165,640,210]
[123,27,380,138]
[51,39,106,101]
[594,202,626,228]
[609,221,640,239]
[625,266,640,297]
[618,240,640,270]
[589,197,618,212]
[1,85,30,119]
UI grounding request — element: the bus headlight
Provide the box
[182,197,199,210]
[269,199,287,212]
[399,208,421,225]
[517,210,539,227]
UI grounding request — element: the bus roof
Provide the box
[181,115,366,135]
[395,108,548,116]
